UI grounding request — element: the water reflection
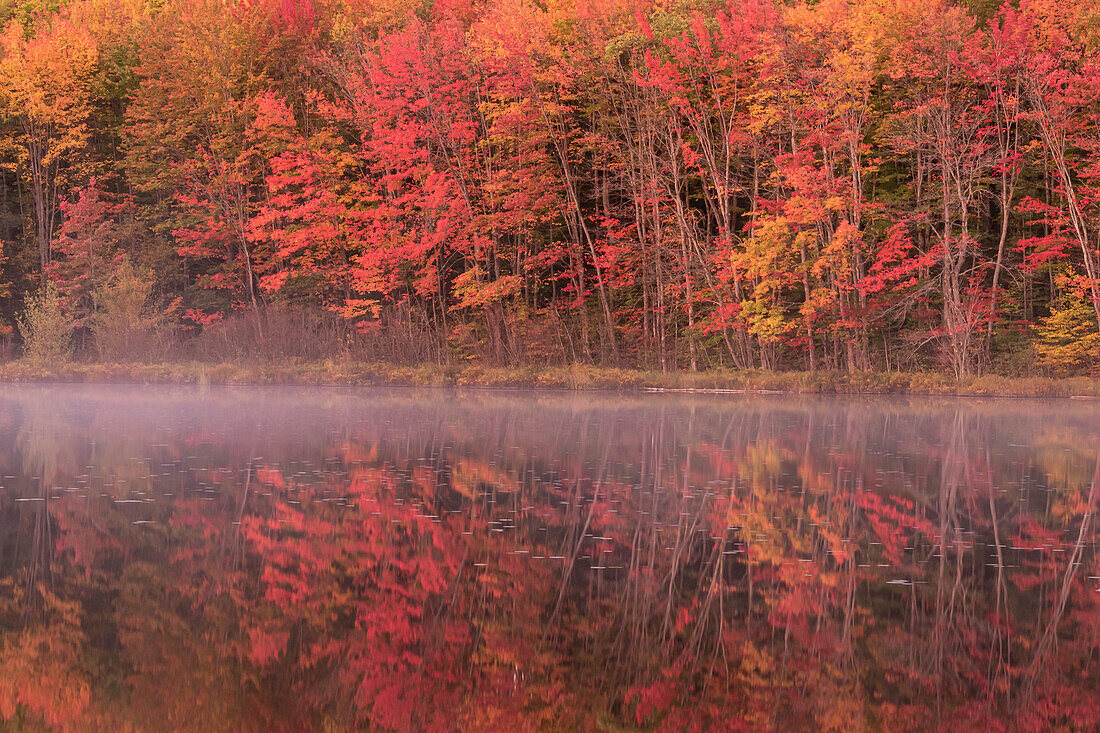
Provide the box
[0,386,1098,731]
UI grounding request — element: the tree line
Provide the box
[1,0,1100,376]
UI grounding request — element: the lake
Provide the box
[0,385,1097,731]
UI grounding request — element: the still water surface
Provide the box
[0,386,1098,731]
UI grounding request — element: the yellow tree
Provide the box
[0,12,98,286]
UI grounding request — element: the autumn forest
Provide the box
[2,0,1100,377]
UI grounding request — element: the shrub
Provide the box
[92,258,171,362]
[18,282,75,365]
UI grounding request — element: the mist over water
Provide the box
[0,386,1098,731]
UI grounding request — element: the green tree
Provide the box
[92,257,170,362]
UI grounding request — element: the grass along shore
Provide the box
[0,360,1098,398]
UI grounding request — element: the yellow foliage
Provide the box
[1035,297,1100,376]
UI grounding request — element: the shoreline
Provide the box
[0,361,1098,398]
